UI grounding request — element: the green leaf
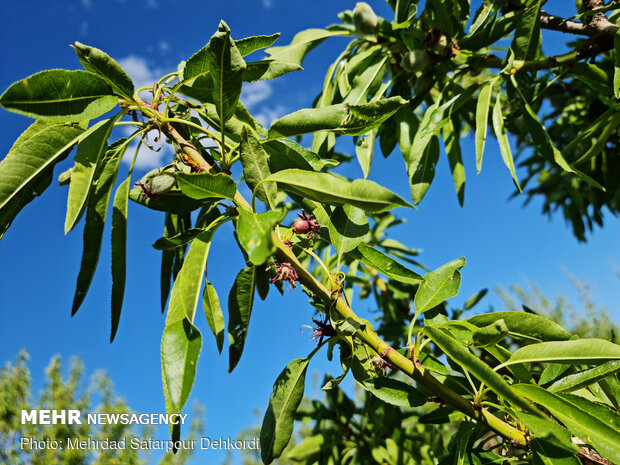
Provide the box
[165,230,214,325]
[129,187,203,214]
[110,177,130,343]
[72,42,134,98]
[419,406,465,424]
[355,130,375,178]
[176,172,236,200]
[506,339,620,366]
[255,264,271,301]
[286,434,329,462]
[485,343,534,383]
[414,257,466,315]
[240,127,277,209]
[185,21,245,123]
[228,267,256,372]
[72,138,126,315]
[266,29,349,65]
[0,69,117,122]
[566,62,612,96]
[409,134,440,205]
[235,33,280,57]
[243,60,302,82]
[267,97,408,139]
[491,92,521,191]
[559,393,620,431]
[405,96,458,166]
[444,119,465,206]
[530,438,580,465]
[364,377,427,407]
[264,139,338,172]
[424,325,535,413]
[161,318,202,413]
[349,242,422,284]
[203,281,225,353]
[509,75,604,191]
[614,31,620,99]
[0,121,83,238]
[513,384,620,464]
[467,311,571,342]
[549,360,620,393]
[152,228,205,250]
[237,209,284,266]
[160,214,191,312]
[471,319,508,348]
[261,357,310,464]
[475,80,495,173]
[510,0,543,62]
[262,169,411,212]
[514,410,577,453]
[65,118,115,233]
[343,55,387,105]
[328,205,369,254]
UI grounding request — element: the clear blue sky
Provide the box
[1,1,619,464]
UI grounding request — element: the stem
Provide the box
[162,122,528,447]
[163,117,221,140]
[272,233,527,446]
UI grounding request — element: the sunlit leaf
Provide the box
[261,357,310,464]
[237,209,284,265]
[72,41,135,97]
[0,121,83,238]
[176,172,236,200]
[0,69,117,122]
[161,318,202,413]
[203,281,225,353]
[72,138,127,315]
[263,169,411,212]
[414,257,465,314]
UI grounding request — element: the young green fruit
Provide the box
[148,171,176,196]
[353,2,379,35]
[400,49,429,74]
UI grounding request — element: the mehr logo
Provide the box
[21,410,82,425]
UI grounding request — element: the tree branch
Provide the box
[540,11,594,36]
[272,233,528,446]
[161,119,528,447]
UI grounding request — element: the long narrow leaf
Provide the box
[72,138,127,315]
[110,177,130,342]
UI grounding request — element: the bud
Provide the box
[353,2,378,35]
[435,34,449,55]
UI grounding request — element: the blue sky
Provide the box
[1,1,619,463]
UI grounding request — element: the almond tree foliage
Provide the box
[0,352,204,464]
[1,0,620,464]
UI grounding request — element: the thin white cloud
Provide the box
[254,104,287,127]
[158,41,170,53]
[117,55,167,94]
[241,81,272,110]
[80,0,92,7]
[262,0,273,7]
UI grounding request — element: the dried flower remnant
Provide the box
[270,262,298,289]
[371,355,398,375]
[302,317,337,345]
[134,181,161,200]
[291,210,321,238]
